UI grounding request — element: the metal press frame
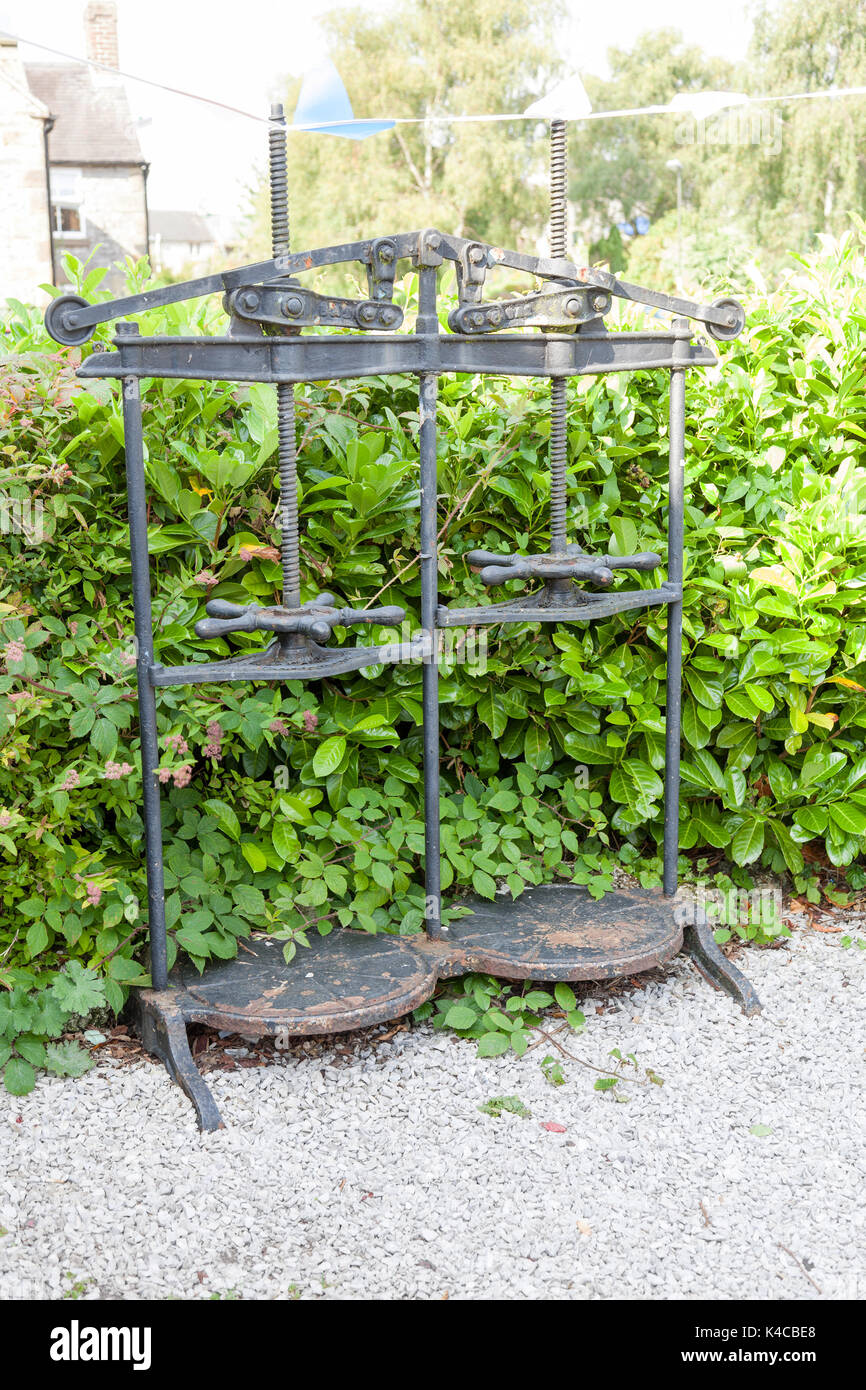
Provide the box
[44,110,760,1130]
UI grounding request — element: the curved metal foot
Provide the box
[128,989,225,1131]
[682,917,762,1016]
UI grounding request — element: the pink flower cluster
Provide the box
[0,809,13,829]
[194,569,219,588]
[103,760,133,780]
[61,768,80,790]
[203,721,223,759]
[303,709,319,733]
[269,719,290,737]
[3,640,25,664]
[159,765,191,788]
[166,732,189,755]
[85,880,101,907]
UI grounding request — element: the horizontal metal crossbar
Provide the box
[148,633,429,687]
[78,331,717,383]
[437,583,680,628]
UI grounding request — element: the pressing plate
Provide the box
[424,883,683,981]
[175,930,438,1036]
[165,885,683,1041]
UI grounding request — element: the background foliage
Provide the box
[244,0,563,265]
[238,0,866,292]
[2,226,866,1093]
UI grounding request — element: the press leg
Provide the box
[128,990,225,1131]
[682,916,763,1017]
[417,268,442,940]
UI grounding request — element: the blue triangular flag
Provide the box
[293,60,394,140]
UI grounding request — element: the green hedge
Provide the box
[1,234,865,1091]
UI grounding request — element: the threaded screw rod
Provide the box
[269,102,301,609]
[549,118,568,261]
[548,118,568,556]
[549,377,568,554]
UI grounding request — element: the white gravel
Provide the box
[1,926,863,1301]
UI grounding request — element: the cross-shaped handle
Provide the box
[194,597,405,645]
[465,547,662,589]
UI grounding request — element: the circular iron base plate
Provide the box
[438,883,683,980]
[176,930,438,1036]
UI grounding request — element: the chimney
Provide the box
[84,1,119,69]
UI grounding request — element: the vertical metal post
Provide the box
[119,331,168,991]
[663,319,689,896]
[417,265,441,937]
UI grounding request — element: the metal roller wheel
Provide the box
[706,296,746,342]
[44,294,94,347]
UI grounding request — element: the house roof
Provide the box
[24,63,144,164]
[0,50,50,121]
[150,210,214,244]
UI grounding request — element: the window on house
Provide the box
[49,168,84,238]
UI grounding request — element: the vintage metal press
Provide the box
[45,105,760,1129]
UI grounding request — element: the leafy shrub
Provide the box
[1,232,865,1091]
[419,977,586,1058]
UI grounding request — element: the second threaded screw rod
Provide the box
[269,103,301,610]
[548,118,569,560]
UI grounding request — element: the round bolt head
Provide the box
[469,246,485,264]
[565,297,581,317]
[427,232,441,249]
[283,296,303,317]
[470,311,485,327]
[377,243,395,263]
[359,303,377,322]
[240,291,259,311]
[592,293,609,312]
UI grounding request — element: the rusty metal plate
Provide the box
[176,930,437,1036]
[166,887,683,1043]
[427,883,683,981]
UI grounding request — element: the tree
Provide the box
[748,0,866,244]
[567,29,736,257]
[242,0,564,265]
[568,7,866,284]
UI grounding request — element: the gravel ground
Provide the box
[1,924,863,1301]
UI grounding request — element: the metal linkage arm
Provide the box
[225,284,403,332]
[577,270,746,341]
[44,258,289,345]
[42,239,403,345]
[449,285,609,334]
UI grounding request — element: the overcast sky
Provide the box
[7,0,758,222]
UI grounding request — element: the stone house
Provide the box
[0,34,52,304]
[148,211,240,278]
[0,1,149,301]
[149,210,217,278]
